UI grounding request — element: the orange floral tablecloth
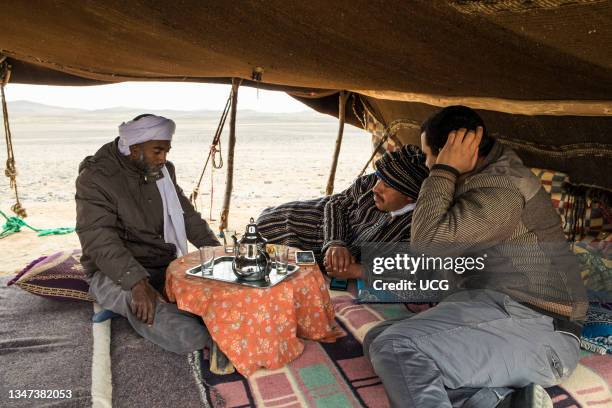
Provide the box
[165,246,340,376]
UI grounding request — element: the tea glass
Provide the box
[274,245,290,275]
[199,246,215,275]
[223,229,236,253]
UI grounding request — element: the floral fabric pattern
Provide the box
[166,247,340,376]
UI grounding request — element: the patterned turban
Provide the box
[374,144,429,199]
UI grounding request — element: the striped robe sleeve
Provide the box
[410,167,523,255]
[322,175,375,253]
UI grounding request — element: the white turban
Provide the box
[118,115,176,156]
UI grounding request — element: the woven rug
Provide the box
[192,290,612,408]
[0,277,93,407]
[2,274,610,407]
[0,277,207,408]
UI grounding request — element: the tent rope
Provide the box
[209,166,215,221]
[356,114,417,177]
[1,57,27,218]
[189,88,232,211]
[351,93,367,130]
[357,133,389,177]
[0,209,75,239]
[211,143,223,169]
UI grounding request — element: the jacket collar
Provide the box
[390,202,416,218]
[459,140,504,184]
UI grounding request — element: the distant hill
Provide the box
[6,101,329,123]
[6,101,87,115]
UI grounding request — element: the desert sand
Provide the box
[0,103,373,275]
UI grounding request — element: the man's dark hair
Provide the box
[132,113,155,121]
[421,105,494,156]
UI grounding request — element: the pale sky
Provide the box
[5,82,309,112]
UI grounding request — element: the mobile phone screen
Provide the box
[295,251,316,264]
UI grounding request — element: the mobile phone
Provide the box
[295,250,316,265]
[330,277,349,291]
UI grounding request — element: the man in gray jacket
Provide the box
[76,114,219,354]
[365,106,587,408]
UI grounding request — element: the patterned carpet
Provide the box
[192,289,612,408]
[2,271,610,407]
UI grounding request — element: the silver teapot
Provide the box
[232,218,271,281]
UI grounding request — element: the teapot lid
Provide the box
[241,217,267,244]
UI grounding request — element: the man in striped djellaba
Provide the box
[257,144,429,278]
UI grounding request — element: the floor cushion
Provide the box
[7,249,92,302]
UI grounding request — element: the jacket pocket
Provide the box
[544,345,564,382]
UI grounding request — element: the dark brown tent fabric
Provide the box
[293,94,612,190]
[364,98,612,190]
[2,0,611,99]
[1,0,611,188]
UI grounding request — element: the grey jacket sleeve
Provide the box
[75,172,149,290]
[167,162,220,248]
[410,167,524,255]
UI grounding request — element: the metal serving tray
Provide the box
[185,256,300,288]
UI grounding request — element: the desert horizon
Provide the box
[0,101,373,274]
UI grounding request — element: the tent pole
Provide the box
[326,91,348,195]
[219,78,240,232]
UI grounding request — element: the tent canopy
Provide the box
[1,0,611,189]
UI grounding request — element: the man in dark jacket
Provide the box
[76,114,219,354]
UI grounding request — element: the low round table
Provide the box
[165,246,340,376]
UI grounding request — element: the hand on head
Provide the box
[435,126,483,174]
